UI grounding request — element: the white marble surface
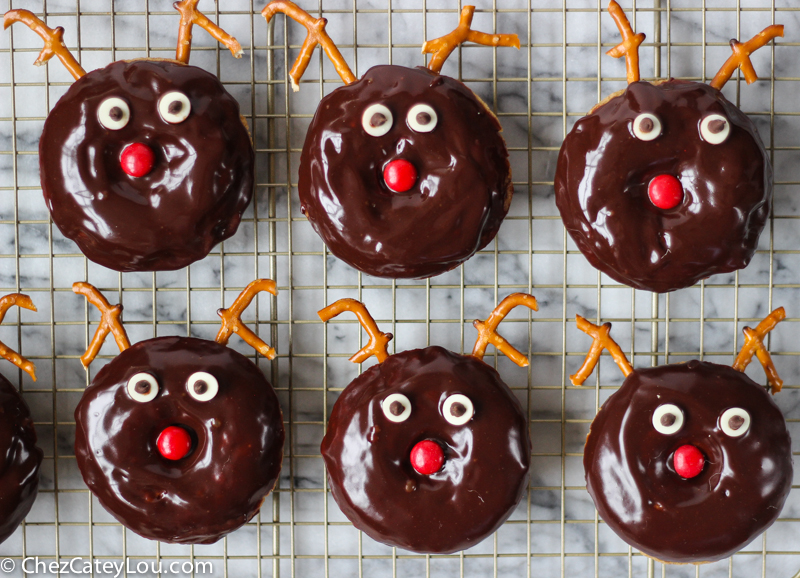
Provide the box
[1,0,800,577]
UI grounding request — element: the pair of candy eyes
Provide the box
[126,371,218,403]
[362,103,438,137]
[632,112,731,145]
[381,393,474,426]
[652,404,750,437]
[97,92,192,130]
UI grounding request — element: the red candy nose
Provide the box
[410,440,444,475]
[673,444,705,479]
[120,142,156,177]
[383,159,418,193]
[157,425,193,461]
[648,174,684,210]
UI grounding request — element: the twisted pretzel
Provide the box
[710,25,784,90]
[263,0,356,91]
[472,293,538,367]
[606,0,645,84]
[318,299,392,364]
[0,294,37,381]
[216,279,278,359]
[73,283,131,368]
[3,9,85,80]
[174,0,243,64]
[571,315,633,386]
[422,6,520,75]
[732,307,785,393]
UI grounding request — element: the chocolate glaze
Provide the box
[321,346,530,553]
[74,336,284,544]
[0,375,41,545]
[300,65,512,279]
[555,80,771,293]
[583,361,792,563]
[40,60,254,272]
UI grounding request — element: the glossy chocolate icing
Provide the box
[40,59,254,272]
[583,361,792,563]
[321,346,530,553]
[299,65,512,279]
[74,336,284,544]
[555,80,771,293]
[0,375,41,545]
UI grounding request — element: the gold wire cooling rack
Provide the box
[1,0,800,577]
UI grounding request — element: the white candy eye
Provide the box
[127,373,159,403]
[652,404,684,435]
[700,114,730,145]
[98,97,130,130]
[382,393,411,422]
[362,103,393,137]
[187,372,219,402]
[720,408,750,437]
[442,394,474,426]
[407,104,438,133]
[632,113,661,141]
[158,91,192,124]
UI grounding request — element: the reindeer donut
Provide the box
[4,1,254,272]
[72,280,284,544]
[319,295,534,553]
[263,1,518,279]
[0,295,43,545]
[555,1,783,292]
[572,310,792,563]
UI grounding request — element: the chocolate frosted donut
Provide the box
[39,59,254,272]
[555,80,771,293]
[584,361,792,563]
[0,376,42,544]
[299,65,512,279]
[321,346,530,553]
[74,336,284,544]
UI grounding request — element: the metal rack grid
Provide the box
[1,0,800,577]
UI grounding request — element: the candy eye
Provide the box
[362,104,393,137]
[382,393,411,422]
[127,373,159,403]
[632,113,661,141]
[720,408,750,437]
[442,394,474,426]
[158,91,191,124]
[98,97,130,130]
[187,372,219,402]
[407,104,438,133]
[700,114,730,145]
[652,404,684,435]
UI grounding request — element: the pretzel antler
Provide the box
[710,25,784,91]
[472,293,538,367]
[318,299,393,364]
[732,307,786,393]
[0,294,38,381]
[606,1,645,84]
[263,0,356,91]
[216,279,278,360]
[73,283,131,368]
[571,315,633,386]
[3,10,85,80]
[422,6,520,75]
[174,0,243,64]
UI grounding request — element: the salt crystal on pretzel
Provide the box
[318,299,393,364]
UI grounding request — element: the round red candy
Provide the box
[157,425,193,461]
[410,440,444,475]
[120,142,156,178]
[648,174,684,210]
[383,159,418,193]
[673,444,705,479]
